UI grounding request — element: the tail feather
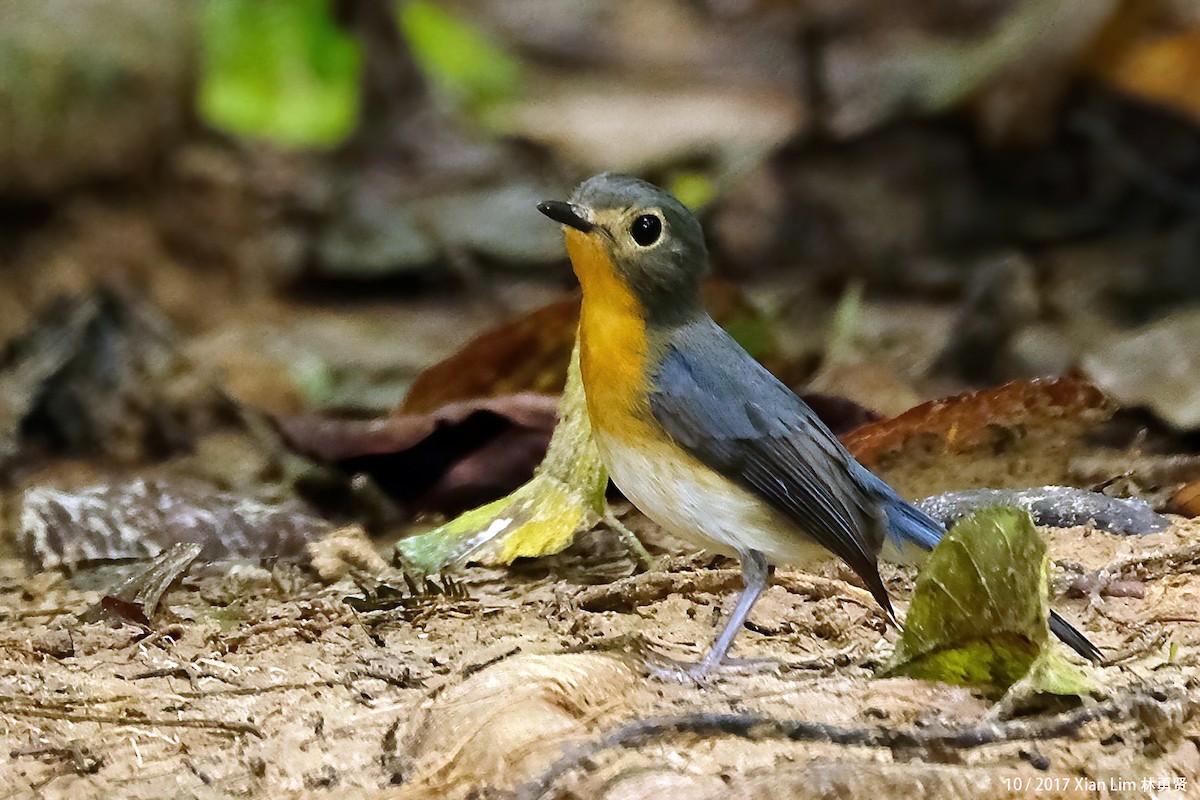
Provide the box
[1049,610,1102,662]
[871,482,1102,662]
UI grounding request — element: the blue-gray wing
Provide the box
[649,319,893,616]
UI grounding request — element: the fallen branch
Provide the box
[0,704,263,738]
[516,688,1189,800]
[575,568,879,615]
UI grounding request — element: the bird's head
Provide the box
[538,173,708,323]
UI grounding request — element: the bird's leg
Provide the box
[645,550,777,682]
[694,550,772,675]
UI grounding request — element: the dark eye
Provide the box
[629,214,663,247]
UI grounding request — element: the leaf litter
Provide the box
[4,514,1197,797]
[2,287,1197,798]
[5,1,1200,796]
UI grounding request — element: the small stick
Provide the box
[516,689,1183,800]
[1069,541,1200,599]
[0,705,263,738]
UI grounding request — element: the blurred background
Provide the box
[3,0,1200,538]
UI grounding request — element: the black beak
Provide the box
[537,200,594,233]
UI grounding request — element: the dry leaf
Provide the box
[20,480,329,570]
[394,653,639,795]
[0,288,236,473]
[402,282,773,414]
[1094,26,1200,125]
[278,394,558,514]
[401,299,580,414]
[1166,478,1200,517]
[491,79,800,173]
[841,376,1116,499]
[1082,310,1200,431]
[82,542,203,625]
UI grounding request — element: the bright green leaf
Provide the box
[199,0,361,147]
[880,507,1091,694]
[396,0,523,111]
[667,171,717,210]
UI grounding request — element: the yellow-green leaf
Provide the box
[880,507,1090,694]
[396,0,524,112]
[395,337,617,573]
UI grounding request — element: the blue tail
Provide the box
[857,467,1101,662]
[881,494,944,562]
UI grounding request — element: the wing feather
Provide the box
[649,320,893,616]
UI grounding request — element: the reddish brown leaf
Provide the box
[401,300,579,415]
[841,376,1116,500]
[1166,478,1200,518]
[277,394,559,515]
[400,282,771,414]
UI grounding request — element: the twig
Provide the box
[1069,541,1200,599]
[0,704,263,738]
[576,568,879,615]
[516,688,1187,800]
[176,680,339,699]
[602,509,654,572]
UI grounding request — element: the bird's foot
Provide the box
[642,650,782,684]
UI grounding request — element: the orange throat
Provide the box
[565,229,655,443]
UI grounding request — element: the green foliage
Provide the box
[880,507,1091,695]
[397,0,523,112]
[667,171,717,210]
[199,0,362,147]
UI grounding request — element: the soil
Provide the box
[1,512,1197,799]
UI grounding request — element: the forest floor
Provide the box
[2,511,1197,799]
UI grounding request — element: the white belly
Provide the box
[596,432,829,567]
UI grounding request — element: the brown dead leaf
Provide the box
[1166,479,1200,518]
[401,282,772,414]
[801,393,882,437]
[493,79,800,174]
[401,299,579,415]
[841,376,1116,499]
[1082,310,1200,431]
[1094,25,1200,125]
[98,596,151,628]
[277,394,559,514]
[806,361,921,420]
[0,288,236,474]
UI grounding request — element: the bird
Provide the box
[537,173,1100,678]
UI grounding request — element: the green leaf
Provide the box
[199,0,362,147]
[396,0,523,111]
[667,171,717,211]
[880,507,1091,694]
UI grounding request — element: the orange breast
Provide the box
[565,229,657,444]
